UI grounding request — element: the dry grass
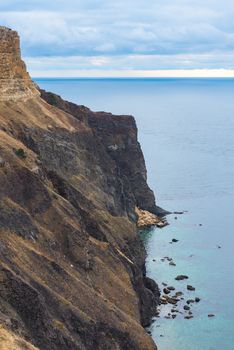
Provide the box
[0,327,38,350]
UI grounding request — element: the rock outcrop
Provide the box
[0,26,39,101]
[0,27,161,350]
[136,207,168,228]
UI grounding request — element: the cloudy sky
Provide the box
[1,0,234,77]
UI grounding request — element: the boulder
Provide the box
[175,275,188,281]
[187,285,195,291]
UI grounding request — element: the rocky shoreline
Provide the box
[136,207,168,229]
[144,215,216,337]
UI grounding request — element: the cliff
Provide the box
[0,27,160,350]
[0,27,39,101]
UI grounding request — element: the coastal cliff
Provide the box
[0,27,161,350]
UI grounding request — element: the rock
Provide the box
[172,314,177,319]
[160,297,168,305]
[0,27,39,101]
[175,291,183,296]
[136,207,168,228]
[167,286,175,291]
[195,297,201,303]
[184,316,193,319]
[172,238,179,243]
[208,314,215,318]
[162,282,167,286]
[167,297,179,305]
[174,217,177,220]
[152,259,156,262]
[169,261,176,266]
[156,221,168,228]
[187,299,195,304]
[163,288,171,294]
[144,276,160,295]
[175,275,188,281]
[187,285,195,291]
[183,305,190,311]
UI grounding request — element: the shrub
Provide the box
[15,148,27,159]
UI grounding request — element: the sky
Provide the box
[1,0,234,77]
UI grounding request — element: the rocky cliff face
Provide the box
[0,27,160,350]
[0,27,39,101]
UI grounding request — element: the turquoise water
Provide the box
[35,78,234,350]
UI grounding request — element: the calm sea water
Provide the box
[35,78,234,350]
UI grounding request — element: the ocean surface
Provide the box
[35,78,234,350]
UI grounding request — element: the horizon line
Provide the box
[31,69,234,79]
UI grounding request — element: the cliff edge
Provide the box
[0,27,160,350]
[0,27,39,101]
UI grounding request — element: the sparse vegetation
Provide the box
[15,148,27,159]
[52,319,65,331]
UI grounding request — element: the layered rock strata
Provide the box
[0,26,161,350]
[0,26,39,101]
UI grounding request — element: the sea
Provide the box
[35,78,234,350]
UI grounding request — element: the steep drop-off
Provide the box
[0,27,161,350]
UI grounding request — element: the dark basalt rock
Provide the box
[187,285,196,291]
[175,275,189,281]
[163,288,171,295]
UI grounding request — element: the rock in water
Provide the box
[187,285,196,291]
[135,207,168,228]
[175,275,189,281]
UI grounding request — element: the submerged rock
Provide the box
[167,286,175,291]
[163,288,171,294]
[187,285,196,291]
[175,275,189,281]
[175,291,183,296]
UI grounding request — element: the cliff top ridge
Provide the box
[0,26,40,101]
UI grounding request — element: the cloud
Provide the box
[1,0,234,73]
